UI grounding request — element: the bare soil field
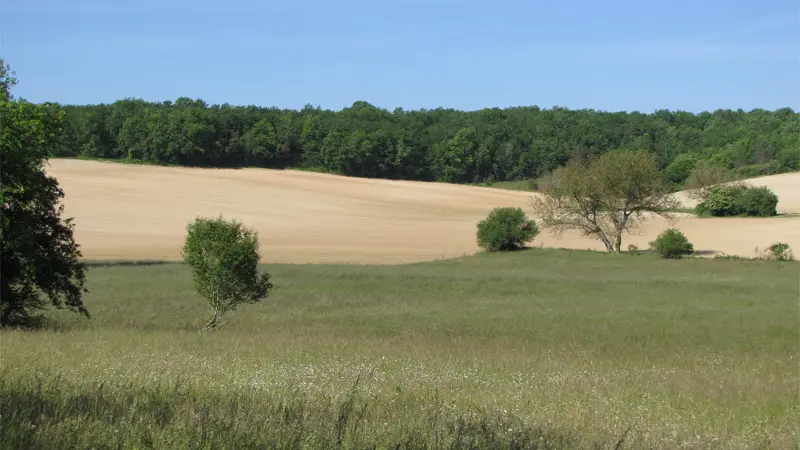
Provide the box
[47,159,800,263]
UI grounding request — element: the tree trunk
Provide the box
[600,235,615,253]
[614,214,630,253]
[204,308,219,331]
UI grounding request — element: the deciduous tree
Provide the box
[530,150,678,253]
[1,59,88,327]
[182,216,272,331]
[25,96,800,186]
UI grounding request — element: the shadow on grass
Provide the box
[83,260,183,268]
[627,248,717,257]
[691,250,719,256]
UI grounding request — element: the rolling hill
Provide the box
[46,159,800,263]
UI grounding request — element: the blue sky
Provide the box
[2,0,798,112]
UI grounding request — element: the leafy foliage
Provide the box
[181,216,272,330]
[739,186,780,217]
[767,242,793,261]
[695,185,778,217]
[48,98,799,186]
[0,58,88,328]
[476,207,539,252]
[0,59,16,102]
[649,228,694,259]
[664,153,697,185]
[531,150,678,253]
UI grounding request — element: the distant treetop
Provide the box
[53,98,799,186]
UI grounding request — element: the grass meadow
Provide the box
[1,249,798,449]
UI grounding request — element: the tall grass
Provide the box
[1,249,798,449]
[0,371,586,450]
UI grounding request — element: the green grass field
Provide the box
[1,249,798,449]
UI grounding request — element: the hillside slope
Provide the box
[47,159,800,263]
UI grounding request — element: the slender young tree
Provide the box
[182,216,272,331]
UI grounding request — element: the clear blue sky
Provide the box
[2,0,798,113]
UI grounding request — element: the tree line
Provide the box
[55,98,799,186]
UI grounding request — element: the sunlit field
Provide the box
[45,159,800,264]
[2,249,798,449]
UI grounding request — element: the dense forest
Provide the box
[54,98,799,186]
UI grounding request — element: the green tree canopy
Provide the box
[1,59,88,327]
[182,216,272,331]
[48,97,799,187]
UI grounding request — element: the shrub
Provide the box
[738,186,779,217]
[695,185,741,217]
[477,207,539,252]
[182,216,273,330]
[695,184,778,217]
[649,228,694,259]
[767,242,794,261]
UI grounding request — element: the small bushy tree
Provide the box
[182,216,272,330]
[650,228,694,259]
[477,207,539,252]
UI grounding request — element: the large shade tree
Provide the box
[0,59,88,327]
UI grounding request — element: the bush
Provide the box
[767,242,794,261]
[739,186,779,217]
[182,216,273,330]
[650,228,694,259]
[477,207,539,252]
[695,185,740,217]
[695,184,778,217]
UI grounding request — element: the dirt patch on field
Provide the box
[46,159,800,263]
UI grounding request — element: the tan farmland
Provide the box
[47,159,800,264]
